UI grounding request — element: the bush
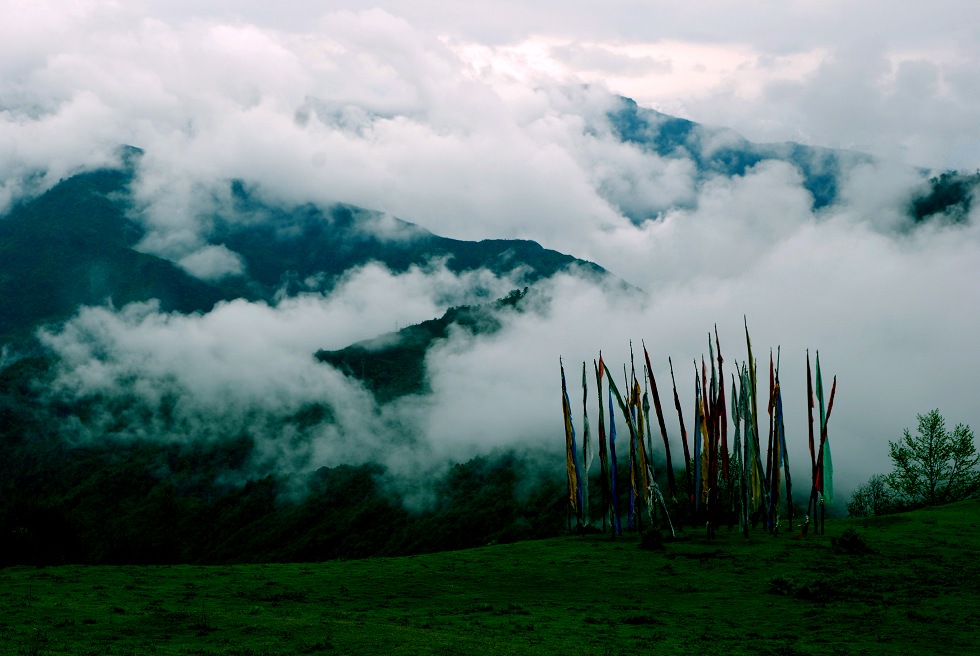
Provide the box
[638,528,665,551]
[766,576,796,596]
[830,528,874,555]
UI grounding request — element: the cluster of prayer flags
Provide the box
[560,321,837,537]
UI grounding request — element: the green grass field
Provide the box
[1,500,977,656]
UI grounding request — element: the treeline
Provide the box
[0,429,566,566]
[847,409,980,518]
[0,353,567,566]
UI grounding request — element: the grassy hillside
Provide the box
[1,500,976,655]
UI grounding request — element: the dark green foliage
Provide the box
[0,352,565,566]
[0,158,620,570]
[847,474,898,518]
[214,194,605,297]
[767,575,797,596]
[886,409,980,506]
[909,170,980,223]
[222,181,613,293]
[638,528,665,551]
[0,165,233,344]
[0,286,567,567]
[831,528,874,555]
[768,574,876,604]
[620,614,664,625]
[0,430,564,565]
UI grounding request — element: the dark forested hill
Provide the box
[0,166,234,343]
[0,154,610,344]
[316,288,528,401]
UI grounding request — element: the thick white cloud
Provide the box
[177,244,245,280]
[4,1,978,232]
[419,203,980,499]
[5,1,980,508]
[35,180,980,503]
[36,262,519,475]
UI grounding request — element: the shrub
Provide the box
[831,528,873,555]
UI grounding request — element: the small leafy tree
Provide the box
[847,474,897,517]
[846,474,896,517]
[886,409,980,506]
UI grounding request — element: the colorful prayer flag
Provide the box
[560,359,582,519]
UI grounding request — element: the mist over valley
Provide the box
[2,1,980,566]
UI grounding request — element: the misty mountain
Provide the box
[0,165,232,345]
[607,96,873,215]
[0,151,608,344]
[1,96,976,568]
[3,100,966,348]
[216,180,609,299]
[608,97,977,223]
[0,353,565,565]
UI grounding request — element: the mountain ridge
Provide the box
[315,287,529,401]
[0,155,613,345]
[2,98,973,355]
[606,96,872,214]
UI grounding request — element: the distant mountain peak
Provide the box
[606,95,872,214]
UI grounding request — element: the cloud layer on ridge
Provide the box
[4,3,980,503]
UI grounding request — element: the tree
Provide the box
[846,474,896,518]
[886,409,980,506]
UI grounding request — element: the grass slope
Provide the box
[1,500,977,655]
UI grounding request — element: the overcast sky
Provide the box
[6,1,980,505]
[137,0,980,170]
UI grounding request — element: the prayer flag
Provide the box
[643,344,677,498]
[561,359,582,518]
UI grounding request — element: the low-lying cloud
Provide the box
[34,183,980,505]
[5,3,980,507]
